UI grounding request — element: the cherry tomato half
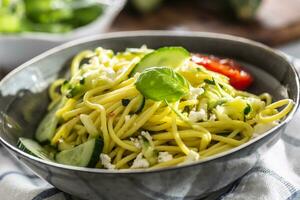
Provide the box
[192,54,253,90]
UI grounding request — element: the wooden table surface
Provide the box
[111,0,300,46]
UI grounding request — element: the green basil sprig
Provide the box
[135,67,189,103]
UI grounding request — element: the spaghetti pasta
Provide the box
[34,46,294,170]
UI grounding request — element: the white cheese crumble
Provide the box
[180,150,200,165]
[100,53,111,64]
[209,114,217,121]
[158,152,173,163]
[130,137,141,149]
[131,153,149,169]
[253,121,279,137]
[89,56,100,66]
[141,131,153,145]
[188,109,207,122]
[215,105,225,114]
[190,87,205,100]
[215,105,230,121]
[101,66,116,79]
[100,153,115,170]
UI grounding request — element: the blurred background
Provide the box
[1,0,300,77]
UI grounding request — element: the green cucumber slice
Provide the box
[55,138,103,167]
[131,95,145,114]
[130,46,190,76]
[17,137,51,161]
[35,100,63,143]
[140,137,158,165]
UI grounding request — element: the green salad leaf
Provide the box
[135,67,189,102]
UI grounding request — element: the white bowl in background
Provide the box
[0,0,126,69]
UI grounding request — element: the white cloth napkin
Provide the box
[1,59,300,200]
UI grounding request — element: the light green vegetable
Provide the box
[140,136,158,165]
[61,80,85,98]
[17,137,52,161]
[71,5,103,26]
[0,0,103,34]
[130,46,190,76]
[129,95,145,114]
[0,14,21,32]
[135,67,189,102]
[24,0,73,23]
[229,0,262,21]
[55,138,103,167]
[131,0,162,13]
[35,100,63,143]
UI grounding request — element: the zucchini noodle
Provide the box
[38,46,294,170]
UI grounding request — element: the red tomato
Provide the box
[192,54,253,90]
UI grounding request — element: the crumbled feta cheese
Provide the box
[191,55,203,63]
[180,150,200,165]
[253,121,279,137]
[89,56,100,66]
[81,67,114,88]
[158,152,173,163]
[215,105,225,114]
[100,153,115,170]
[100,54,110,64]
[215,105,230,120]
[131,153,149,169]
[209,114,217,121]
[101,66,115,79]
[190,87,204,99]
[130,137,141,149]
[125,115,130,122]
[188,109,206,122]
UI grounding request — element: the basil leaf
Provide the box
[135,67,189,102]
[204,78,215,85]
[244,103,251,115]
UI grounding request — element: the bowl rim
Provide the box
[0,30,299,174]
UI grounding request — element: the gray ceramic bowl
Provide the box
[0,31,299,200]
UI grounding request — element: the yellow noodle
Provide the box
[71,50,94,76]
[115,153,138,169]
[49,79,65,101]
[38,46,294,170]
[170,107,190,155]
[151,157,186,169]
[258,99,294,123]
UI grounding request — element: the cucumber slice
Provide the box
[130,95,145,114]
[35,100,62,143]
[55,138,103,167]
[17,137,51,161]
[141,138,158,165]
[130,47,190,76]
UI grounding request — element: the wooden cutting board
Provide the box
[110,0,300,47]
